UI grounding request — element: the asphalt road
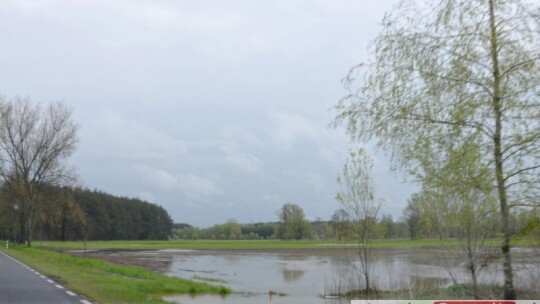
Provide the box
[0,250,91,304]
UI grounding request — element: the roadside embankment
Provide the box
[0,245,230,304]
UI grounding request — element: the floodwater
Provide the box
[90,247,540,304]
[159,247,539,304]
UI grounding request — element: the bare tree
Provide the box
[401,197,421,241]
[336,148,382,297]
[0,97,78,246]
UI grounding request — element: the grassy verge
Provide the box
[31,238,530,251]
[1,245,230,304]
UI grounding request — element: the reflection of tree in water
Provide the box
[409,276,449,290]
[282,269,305,282]
[279,254,308,261]
[223,255,240,265]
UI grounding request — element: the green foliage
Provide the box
[170,216,408,242]
[2,187,174,242]
[277,203,312,240]
[331,209,353,240]
[402,197,422,240]
[513,208,540,243]
[240,222,276,239]
[49,188,172,241]
[334,0,540,299]
[312,218,334,240]
[77,188,173,240]
[378,214,396,240]
[173,221,278,240]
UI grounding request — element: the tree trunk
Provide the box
[365,270,370,298]
[18,213,25,244]
[488,0,515,299]
[25,219,32,247]
[61,217,67,242]
[470,263,479,300]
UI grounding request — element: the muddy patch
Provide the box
[66,248,174,272]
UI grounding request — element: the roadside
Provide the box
[0,250,88,304]
[0,245,230,304]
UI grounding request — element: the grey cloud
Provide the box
[0,0,413,227]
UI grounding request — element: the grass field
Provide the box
[31,237,532,251]
[0,245,230,304]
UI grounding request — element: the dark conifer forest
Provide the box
[1,188,173,242]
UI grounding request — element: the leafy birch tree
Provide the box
[336,148,382,296]
[413,141,499,298]
[334,0,540,299]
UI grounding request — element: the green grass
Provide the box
[1,245,230,304]
[191,275,227,284]
[35,239,334,250]
[29,239,464,250]
[31,237,533,251]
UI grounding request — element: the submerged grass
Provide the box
[1,245,230,303]
[191,275,227,284]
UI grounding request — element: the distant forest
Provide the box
[172,202,539,242]
[1,188,173,242]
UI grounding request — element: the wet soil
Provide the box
[64,248,174,272]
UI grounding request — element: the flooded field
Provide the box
[76,246,540,304]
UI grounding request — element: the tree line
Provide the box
[0,97,173,243]
[172,202,539,242]
[0,187,173,242]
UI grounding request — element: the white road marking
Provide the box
[2,251,89,302]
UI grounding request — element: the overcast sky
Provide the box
[0,0,415,227]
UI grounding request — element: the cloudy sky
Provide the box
[0,0,415,227]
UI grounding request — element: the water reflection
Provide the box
[409,276,450,290]
[278,254,308,261]
[223,255,240,265]
[282,269,305,282]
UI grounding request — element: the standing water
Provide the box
[155,247,540,304]
[86,247,540,304]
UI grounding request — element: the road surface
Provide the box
[0,250,91,304]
